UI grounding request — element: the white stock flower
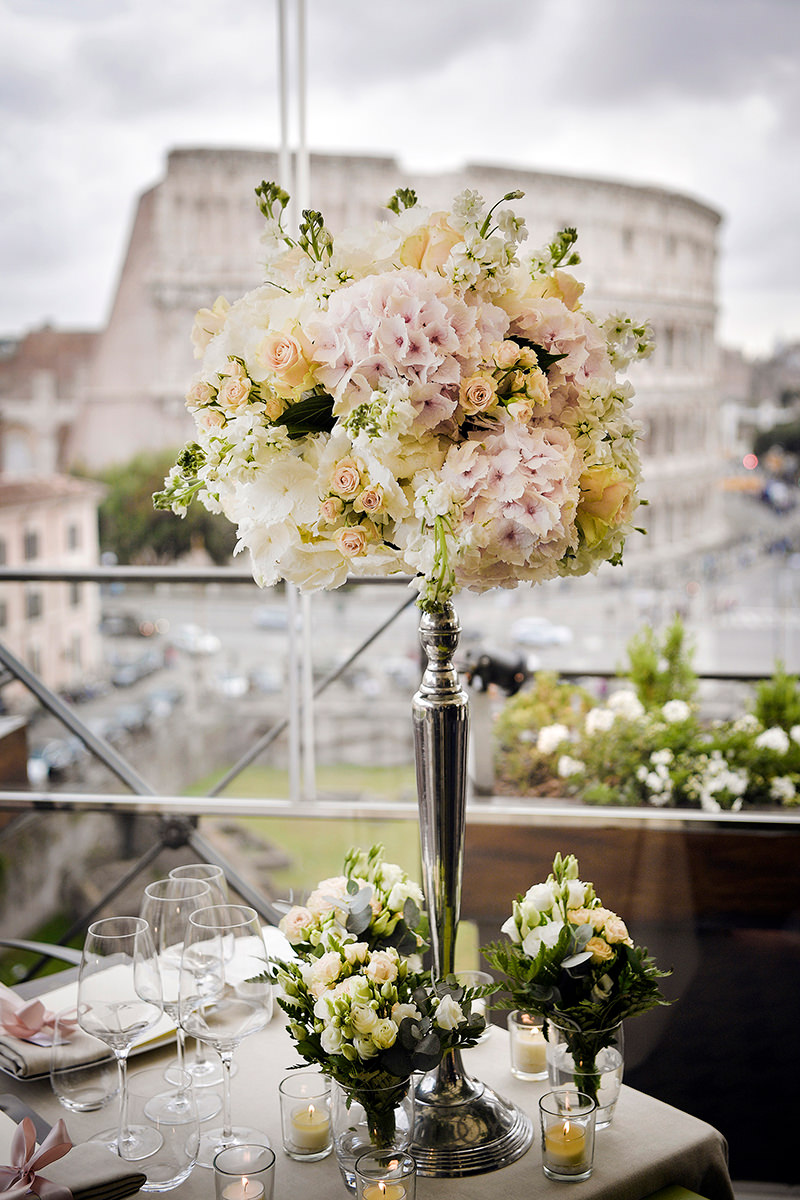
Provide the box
[537,724,571,755]
[607,690,645,720]
[770,776,796,802]
[755,727,790,753]
[662,700,691,723]
[585,707,615,734]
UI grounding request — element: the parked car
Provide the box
[170,624,222,656]
[510,616,573,647]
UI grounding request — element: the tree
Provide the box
[92,450,238,565]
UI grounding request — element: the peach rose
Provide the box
[335,526,369,557]
[364,949,399,984]
[603,915,632,944]
[279,905,313,943]
[529,270,585,311]
[319,496,345,523]
[331,458,361,497]
[494,340,520,370]
[400,213,462,272]
[217,375,251,411]
[586,936,614,964]
[459,374,497,415]
[198,408,226,432]
[353,485,384,516]
[186,380,215,408]
[256,330,308,388]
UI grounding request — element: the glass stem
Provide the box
[116,1050,131,1148]
[194,1037,210,1067]
[220,1051,234,1140]
[174,1026,187,1095]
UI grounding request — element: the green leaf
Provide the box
[279,391,335,438]
[508,336,568,375]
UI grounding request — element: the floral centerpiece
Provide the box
[483,852,669,1107]
[274,848,486,1152]
[155,182,653,610]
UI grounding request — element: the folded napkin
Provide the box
[0,987,107,1083]
[0,976,175,1081]
[0,1109,145,1200]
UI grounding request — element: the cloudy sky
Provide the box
[1,0,798,357]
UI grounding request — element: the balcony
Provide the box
[0,563,799,1188]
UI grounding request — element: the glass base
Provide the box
[195,1126,271,1169]
[143,1088,220,1125]
[91,1125,164,1162]
[543,1164,593,1182]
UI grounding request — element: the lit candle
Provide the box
[361,1183,407,1200]
[544,1119,587,1168]
[290,1103,331,1151]
[221,1176,265,1200]
[513,1024,547,1074]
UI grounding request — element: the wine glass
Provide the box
[77,916,163,1160]
[168,863,230,1090]
[179,904,273,1167]
[140,877,220,1123]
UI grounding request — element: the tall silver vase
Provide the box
[410,602,532,1176]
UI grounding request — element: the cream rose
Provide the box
[198,408,226,431]
[351,1005,380,1035]
[343,941,370,965]
[309,951,343,997]
[494,340,520,370]
[434,994,464,1031]
[400,213,462,272]
[191,296,230,357]
[578,466,636,547]
[372,1019,399,1049]
[186,379,215,407]
[256,330,307,387]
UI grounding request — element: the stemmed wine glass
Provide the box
[168,864,229,1089]
[77,916,163,1160]
[179,904,273,1167]
[139,877,220,1123]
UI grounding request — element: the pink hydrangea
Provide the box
[442,419,582,590]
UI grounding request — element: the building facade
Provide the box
[0,475,104,702]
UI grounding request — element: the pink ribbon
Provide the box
[0,998,78,1047]
[0,1117,73,1200]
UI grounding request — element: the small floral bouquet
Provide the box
[275,847,486,1146]
[278,844,427,958]
[155,181,652,610]
[277,941,485,1145]
[483,852,669,1103]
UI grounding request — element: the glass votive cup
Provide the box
[539,1089,596,1182]
[508,1009,548,1080]
[213,1144,276,1200]
[354,1150,416,1200]
[455,970,494,1042]
[278,1071,332,1160]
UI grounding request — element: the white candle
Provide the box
[290,1103,330,1151]
[544,1119,587,1168]
[361,1183,406,1200]
[513,1024,547,1074]
[222,1177,265,1200]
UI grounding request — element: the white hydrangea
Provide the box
[755,727,790,753]
[607,689,645,721]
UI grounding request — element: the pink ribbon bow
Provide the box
[0,997,78,1047]
[0,1117,73,1200]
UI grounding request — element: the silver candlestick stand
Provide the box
[410,602,533,1176]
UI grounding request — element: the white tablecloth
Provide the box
[4,1014,734,1200]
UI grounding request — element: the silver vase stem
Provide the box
[413,601,469,981]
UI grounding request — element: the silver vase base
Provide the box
[411,1075,533,1176]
